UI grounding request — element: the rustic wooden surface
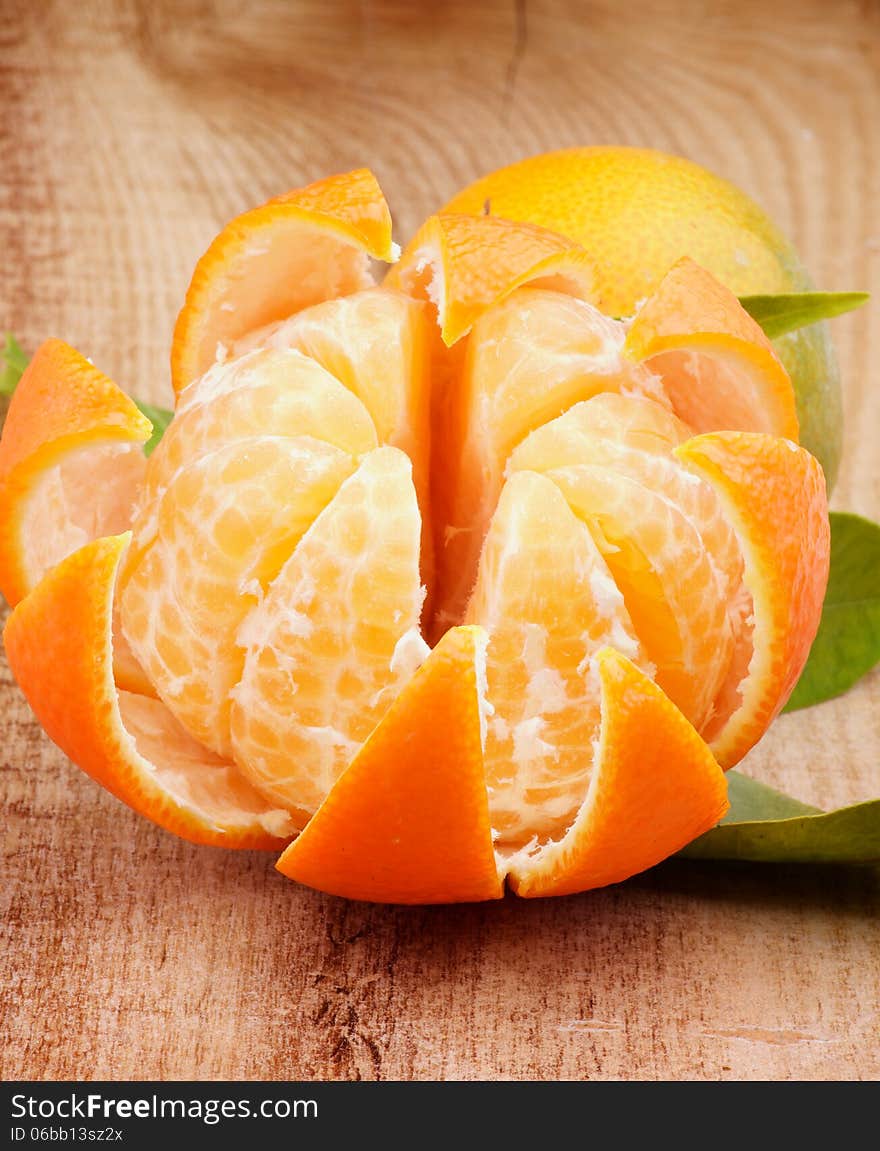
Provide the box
[1,0,879,1081]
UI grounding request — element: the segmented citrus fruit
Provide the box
[1,167,829,902]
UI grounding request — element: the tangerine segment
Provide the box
[0,339,150,607]
[171,168,395,393]
[432,289,664,634]
[508,393,745,629]
[231,446,427,823]
[509,648,729,897]
[625,259,799,440]
[276,626,502,905]
[675,432,829,768]
[232,288,434,590]
[136,347,378,540]
[233,289,430,465]
[386,213,598,345]
[545,465,734,732]
[465,290,667,468]
[507,391,690,467]
[465,471,643,852]
[3,535,295,849]
[131,350,377,609]
[120,436,356,758]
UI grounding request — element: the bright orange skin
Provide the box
[625,258,799,442]
[0,339,151,606]
[3,534,292,849]
[277,626,502,904]
[385,212,598,344]
[676,432,830,767]
[171,168,396,392]
[510,648,729,898]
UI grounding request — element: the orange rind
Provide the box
[624,258,799,440]
[3,535,296,849]
[277,626,502,904]
[0,338,151,607]
[675,431,829,767]
[508,648,729,898]
[386,212,599,345]
[1,168,832,904]
[171,168,396,393]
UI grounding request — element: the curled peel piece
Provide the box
[3,534,295,849]
[386,213,598,345]
[0,338,150,607]
[171,168,396,392]
[675,431,829,768]
[625,258,799,441]
[508,647,729,899]
[276,625,503,904]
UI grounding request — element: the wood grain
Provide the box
[1,0,879,1081]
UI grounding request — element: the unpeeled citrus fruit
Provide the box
[1,167,829,902]
[438,146,843,487]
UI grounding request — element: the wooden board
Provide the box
[1,0,878,1081]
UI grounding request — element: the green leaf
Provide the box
[680,770,880,863]
[784,512,880,712]
[739,291,869,339]
[1,333,30,396]
[134,400,174,457]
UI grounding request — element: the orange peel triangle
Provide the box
[386,212,599,345]
[509,647,729,898]
[625,258,799,440]
[0,338,151,607]
[171,168,396,393]
[3,533,296,849]
[277,625,503,904]
[675,431,830,767]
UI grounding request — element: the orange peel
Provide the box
[509,648,729,898]
[675,431,830,767]
[277,625,502,904]
[0,338,150,607]
[3,534,296,849]
[171,168,396,393]
[385,212,598,345]
[625,258,799,441]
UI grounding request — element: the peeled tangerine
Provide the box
[0,169,829,903]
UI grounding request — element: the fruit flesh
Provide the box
[465,470,644,852]
[429,286,668,634]
[121,293,432,823]
[120,435,358,756]
[230,447,426,822]
[231,288,435,593]
[406,252,819,867]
